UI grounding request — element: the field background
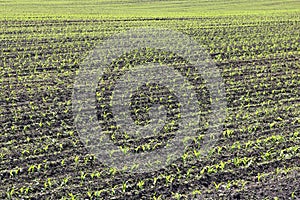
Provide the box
[1,0,300,199]
[1,0,300,18]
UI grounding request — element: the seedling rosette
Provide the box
[72,28,227,173]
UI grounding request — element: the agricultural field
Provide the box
[1,0,300,199]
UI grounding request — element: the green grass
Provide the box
[1,0,300,19]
